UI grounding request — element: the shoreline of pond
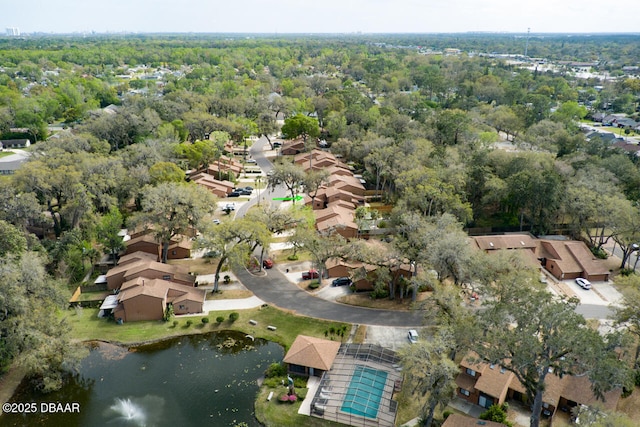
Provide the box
[1,330,283,422]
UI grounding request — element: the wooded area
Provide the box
[1,34,640,424]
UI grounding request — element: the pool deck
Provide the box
[298,376,320,416]
[309,352,401,427]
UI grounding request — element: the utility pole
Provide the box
[524,27,531,58]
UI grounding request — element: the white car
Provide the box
[408,329,418,344]
[575,278,591,290]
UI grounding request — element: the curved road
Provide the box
[235,267,425,327]
[233,136,426,327]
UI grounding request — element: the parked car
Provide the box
[302,269,319,280]
[224,203,235,211]
[239,189,252,195]
[331,277,352,287]
[228,191,240,197]
[243,186,254,192]
[246,158,257,164]
[212,219,221,225]
[575,278,591,290]
[408,329,419,344]
[262,259,273,269]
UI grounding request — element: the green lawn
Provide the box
[0,151,14,158]
[255,387,344,427]
[64,305,349,350]
[62,297,350,427]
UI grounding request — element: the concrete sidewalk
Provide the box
[202,296,265,312]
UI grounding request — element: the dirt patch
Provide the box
[336,293,428,311]
[168,257,218,276]
[617,386,640,421]
[206,289,254,300]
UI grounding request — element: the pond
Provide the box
[4,331,283,427]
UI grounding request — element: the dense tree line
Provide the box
[1,34,640,400]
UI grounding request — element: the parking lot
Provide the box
[364,326,420,351]
[551,278,623,307]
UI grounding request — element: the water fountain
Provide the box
[109,398,147,425]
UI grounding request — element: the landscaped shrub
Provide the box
[163,304,174,321]
[223,275,231,284]
[288,395,297,403]
[278,394,289,403]
[308,281,320,289]
[229,312,239,322]
[185,319,193,327]
[265,362,286,378]
[590,246,608,259]
[216,316,225,323]
[620,268,635,276]
[480,404,512,427]
[172,320,179,328]
[293,377,306,388]
[442,410,453,420]
[262,377,282,388]
[296,388,308,400]
[201,317,210,324]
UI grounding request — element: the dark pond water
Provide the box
[4,331,283,427]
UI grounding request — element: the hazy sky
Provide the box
[3,0,640,34]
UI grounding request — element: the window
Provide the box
[163,275,171,280]
[179,305,185,310]
[460,388,470,396]
[465,368,476,377]
[489,364,495,370]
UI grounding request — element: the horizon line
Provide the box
[3,31,640,37]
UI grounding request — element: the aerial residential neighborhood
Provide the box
[1,19,640,427]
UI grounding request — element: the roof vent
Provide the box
[489,242,494,247]
[477,422,487,426]
[521,241,525,246]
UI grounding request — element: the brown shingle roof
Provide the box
[118,278,168,301]
[473,234,537,251]
[474,365,515,402]
[119,277,205,304]
[559,375,620,411]
[564,242,609,277]
[117,251,158,265]
[462,352,622,411]
[283,335,341,371]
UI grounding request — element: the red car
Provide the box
[262,259,273,269]
[302,269,319,280]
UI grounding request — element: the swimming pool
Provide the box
[341,365,388,419]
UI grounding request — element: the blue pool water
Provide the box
[341,365,388,419]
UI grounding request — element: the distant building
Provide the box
[6,27,20,36]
